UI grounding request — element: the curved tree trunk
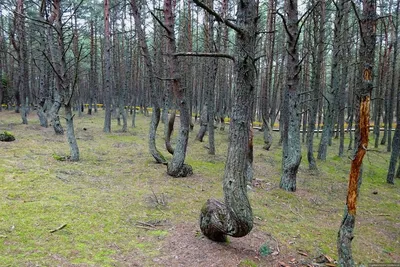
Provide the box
[165,110,175,155]
[130,0,166,164]
[195,105,207,142]
[163,0,192,177]
[49,90,64,135]
[197,0,256,242]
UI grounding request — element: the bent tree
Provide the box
[195,0,257,241]
[161,0,193,177]
[337,0,376,265]
[130,0,166,164]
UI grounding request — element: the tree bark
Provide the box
[280,0,302,191]
[307,0,325,170]
[386,0,400,184]
[196,0,256,241]
[338,0,376,264]
[130,0,166,164]
[103,0,112,133]
[262,0,276,151]
[162,0,193,177]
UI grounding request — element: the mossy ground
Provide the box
[0,110,399,266]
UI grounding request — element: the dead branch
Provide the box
[173,52,234,61]
[49,223,67,233]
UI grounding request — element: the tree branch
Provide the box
[351,0,365,46]
[173,52,234,61]
[275,9,292,40]
[193,0,244,35]
[149,10,171,34]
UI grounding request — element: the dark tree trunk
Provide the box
[280,0,301,191]
[387,1,400,184]
[165,110,175,155]
[387,1,398,153]
[307,0,325,170]
[318,0,345,161]
[196,0,257,241]
[103,0,112,133]
[338,0,376,265]
[37,76,48,127]
[11,0,29,124]
[387,124,400,184]
[195,105,207,142]
[163,0,193,177]
[262,0,276,151]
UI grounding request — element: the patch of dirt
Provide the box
[150,223,281,267]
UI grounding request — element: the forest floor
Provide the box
[0,110,399,267]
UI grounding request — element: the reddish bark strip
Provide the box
[347,95,370,215]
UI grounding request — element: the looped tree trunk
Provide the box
[194,0,257,242]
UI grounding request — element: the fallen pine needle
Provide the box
[49,223,67,233]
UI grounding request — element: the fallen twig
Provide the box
[136,221,155,228]
[49,223,67,233]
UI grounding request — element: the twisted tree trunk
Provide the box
[196,0,257,242]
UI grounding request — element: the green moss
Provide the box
[0,111,398,266]
[238,259,258,267]
[0,131,15,142]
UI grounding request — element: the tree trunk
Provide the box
[195,105,207,142]
[307,0,325,170]
[318,0,344,161]
[280,0,301,192]
[386,0,400,184]
[103,0,112,133]
[196,0,256,241]
[65,104,80,161]
[338,0,376,264]
[162,0,193,177]
[262,0,276,151]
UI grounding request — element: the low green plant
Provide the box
[0,131,15,142]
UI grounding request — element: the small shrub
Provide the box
[52,154,68,161]
[259,243,272,257]
[0,131,15,142]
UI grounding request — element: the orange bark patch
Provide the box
[347,96,370,215]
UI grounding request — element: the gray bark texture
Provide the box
[195,105,208,142]
[130,0,166,164]
[307,0,325,170]
[103,0,112,133]
[46,0,79,160]
[163,0,193,177]
[196,0,256,241]
[280,0,302,191]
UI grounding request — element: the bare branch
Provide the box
[351,0,365,46]
[193,0,244,34]
[42,51,63,82]
[173,52,234,61]
[149,10,170,34]
[275,9,292,39]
